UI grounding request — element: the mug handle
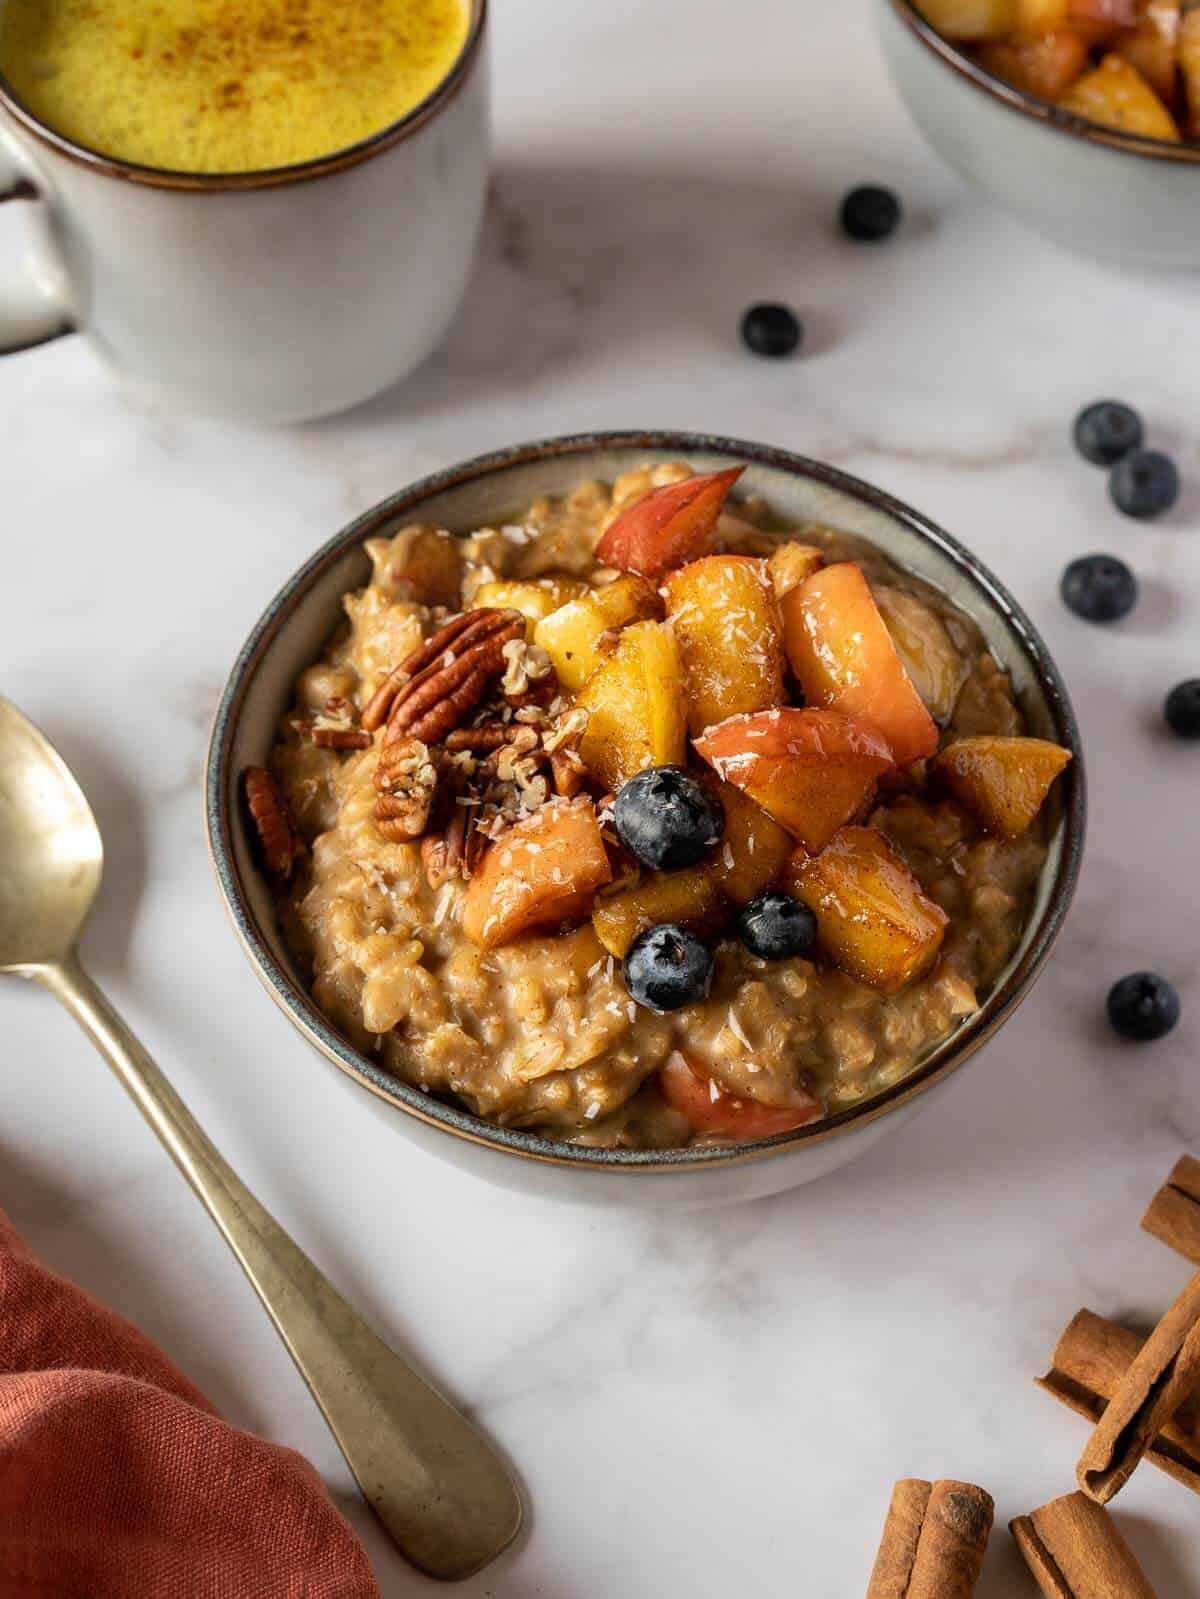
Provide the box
[0,150,75,355]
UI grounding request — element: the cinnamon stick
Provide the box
[1010,1492,1157,1598]
[1142,1155,1200,1265]
[866,1478,993,1597]
[1036,1303,1200,1499]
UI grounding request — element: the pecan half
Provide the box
[362,609,524,736]
[374,737,439,842]
[444,722,512,754]
[389,661,495,747]
[243,766,303,876]
[421,803,489,888]
[422,809,466,888]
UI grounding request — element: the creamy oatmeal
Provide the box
[246,463,1071,1149]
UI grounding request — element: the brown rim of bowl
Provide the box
[885,0,1200,165]
[0,0,486,192]
[205,429,1086,1176]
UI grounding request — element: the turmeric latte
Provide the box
[0,0,470,173]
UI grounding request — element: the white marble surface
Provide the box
[3,1,1199,1592]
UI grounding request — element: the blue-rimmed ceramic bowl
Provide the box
[206,431,1085,1209]
[878,0,1200,269]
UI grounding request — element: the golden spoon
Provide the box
[0,697,521,1581]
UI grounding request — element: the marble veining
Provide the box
[1,0,1198,1592]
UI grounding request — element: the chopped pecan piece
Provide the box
[310,696,372,750]
[374,737,439,842]
[243,766,303,876]
[500,638,554,699]
[362,609,525,736]
[550,749,585,798]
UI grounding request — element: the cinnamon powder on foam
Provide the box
[0,0,469,173]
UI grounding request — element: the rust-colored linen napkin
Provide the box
[0,1208,380,1598]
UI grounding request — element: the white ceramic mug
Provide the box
[0,1,488,423]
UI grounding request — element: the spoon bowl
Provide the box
[0,696,522,1580]
[0,699,101,969]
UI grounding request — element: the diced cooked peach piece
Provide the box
[703,779,794,906]
[576,620,686,790]
[977,29,1089,97]
[933,736,1072,837]
[462,798,612,949]
[782,562,938,768]
[659,1053,822,1140]
[1059,54,1181,139]
[470,577,587,636]
[663,555,786,736]
[694,707,894,854]
[784,828,949,995]
[874,589,970,726]
[1112,0,1179,106]
[594,467,744,576]
[533,576,662,691]
[915,0,1018,38]
[592,868,727,958]
[767,542,825,600]
[1178,10,1200,135]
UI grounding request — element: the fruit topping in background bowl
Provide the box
[245,463,1073,1150]
[914,0,1200,143]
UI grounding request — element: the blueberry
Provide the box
[1110,449,1179,520]
[1165,679,1200,739]
[841,185,901,242]
[741,302,803,358]
[1060,554,1138,623]
[623,924,714,1013]
[736,892,818,961]
[1107,972,1181,1042]
[613,766,724,871]
[1073,401,1143,467]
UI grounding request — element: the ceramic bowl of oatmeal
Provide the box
[877,0,1200,268]
[207,432,1084,1208]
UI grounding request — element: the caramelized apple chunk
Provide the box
[784,827,949,995]
[658,1053,822,1140]
[1112,0,1180,107]
[470,577,586,634]
[534,575,662,691]
[592,868,728,958]
[782,562,939,767]
[372,524,463,607]
[933,735,1072,837]
[576,620,687,789]
[462,798,612,949]
[663,554,786,735]
[874,588,971,726]
[1059,53,1181,139]
[1014,0,1070,30]
[695,707,894,854]
[915,0,1018,38]
[594,467,744,576]
[767,541,825,600]
[1179,10,1200,134]
[976,28,1089,96]
[704,779,794,906]
[1065,0,1137,42]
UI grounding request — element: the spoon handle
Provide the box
[38,951,521,1582]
